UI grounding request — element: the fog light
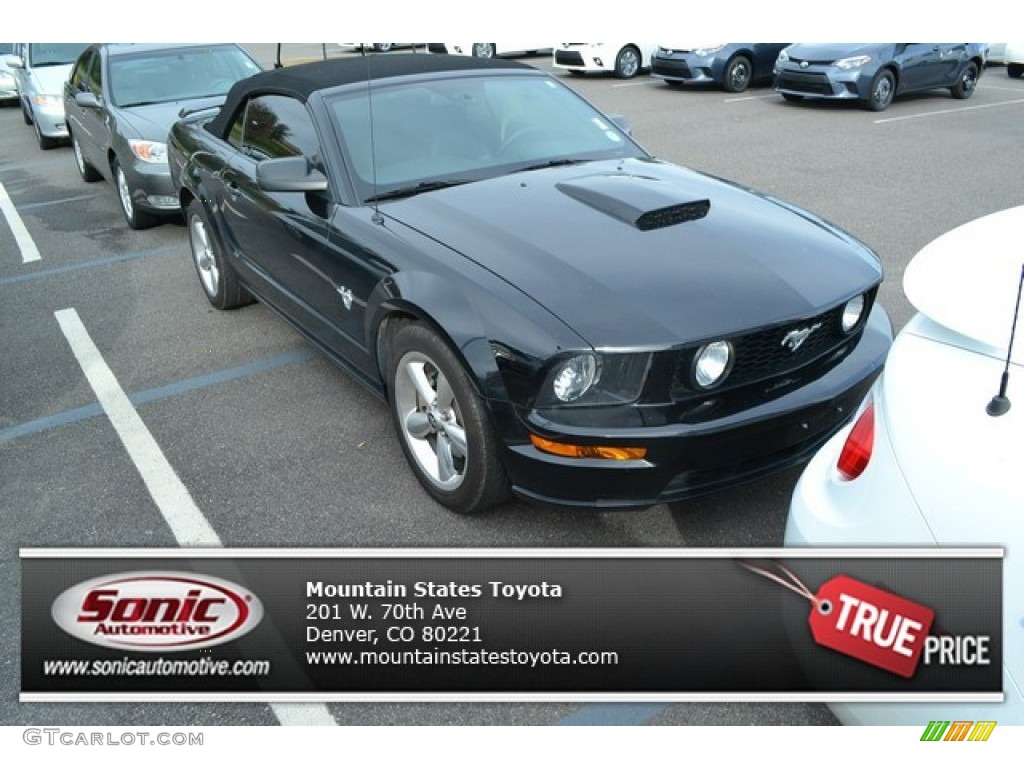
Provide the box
[147,195,179,208]
[842,294,866,332]
[693,341,733,389]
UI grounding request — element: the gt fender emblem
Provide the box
[782,322,822,351]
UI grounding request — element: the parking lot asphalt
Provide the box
[2,43,1022,726]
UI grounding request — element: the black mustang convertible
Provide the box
[168,55,892,514]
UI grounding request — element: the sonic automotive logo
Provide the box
[51,572,263,651]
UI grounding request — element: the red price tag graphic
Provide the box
[810,575,934,678]
[742,563,935,679]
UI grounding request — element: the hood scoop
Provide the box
[556,173,710,231]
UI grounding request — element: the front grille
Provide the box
[652,61,693,78]
[777,71,833,95]
[555,50,585,66]
[670,291,875,399]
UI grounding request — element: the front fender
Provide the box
[366,269,588,406]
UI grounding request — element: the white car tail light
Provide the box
[837,399,874,480]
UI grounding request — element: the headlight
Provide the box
[693,341,733,389]
[32,93,63,109]
[834,55,872,70]
[841,294,866,333]
[552,354,599,402]
[128,140,168,164]
[539,352,651,407]
[694,45,726,57]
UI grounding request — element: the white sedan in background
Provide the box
[785,205,1024,725]
[426,43,551,58]
[552,43,658,79]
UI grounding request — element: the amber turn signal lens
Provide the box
[529,434,647,460]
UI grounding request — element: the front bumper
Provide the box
[553,46,611,73]
[31,101,70,138]
[122,158,178,213]
[651,53,716,84]
[773,64,865,99]
[501,303,892,509]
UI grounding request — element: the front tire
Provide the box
[113,158,159,229]
[614,46,641,79]
[388,322,509,514]
[186,199,252,309]
[33,115,58,149]
[1009,63,1023,78]
[722,55,753,93]
[950,62,979,99]
[71,132,101,182]
[471,43,496,58]
[864,69,895,111]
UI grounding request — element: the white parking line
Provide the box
[724,94,777,103]
[612,80,657,88]
[53,307,339,727]
[874,97,1024,123]
[0,180,42,263]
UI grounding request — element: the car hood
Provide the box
[115,97,225,142]
[384,157,882,348]
[784,44,882,61]
[30,63,74,96]
[905,205,1024,365]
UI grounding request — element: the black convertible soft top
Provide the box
[206,54,537,139]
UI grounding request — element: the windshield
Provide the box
[325,73,645,201]
[28,43,88,67]
[109,45,261,108]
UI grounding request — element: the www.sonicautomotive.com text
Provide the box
[43,657,271,677]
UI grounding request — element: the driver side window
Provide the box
[227,94,322,167]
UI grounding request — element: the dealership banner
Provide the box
[21,548,1003,702]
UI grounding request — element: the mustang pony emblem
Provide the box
[782,322,822,351]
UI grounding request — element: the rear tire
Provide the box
[1007,63,1022,78]
[950,62,978,99]
[471,43,496,58]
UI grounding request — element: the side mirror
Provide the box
[74,91,101,108]
[256,156,329,193]
[4,54,25,70]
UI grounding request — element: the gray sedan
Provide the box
[773,43,987,111]
[63,43,261,228]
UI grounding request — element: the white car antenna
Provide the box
[986,261,1024,417]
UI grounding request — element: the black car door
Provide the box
[218,94,382,373]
